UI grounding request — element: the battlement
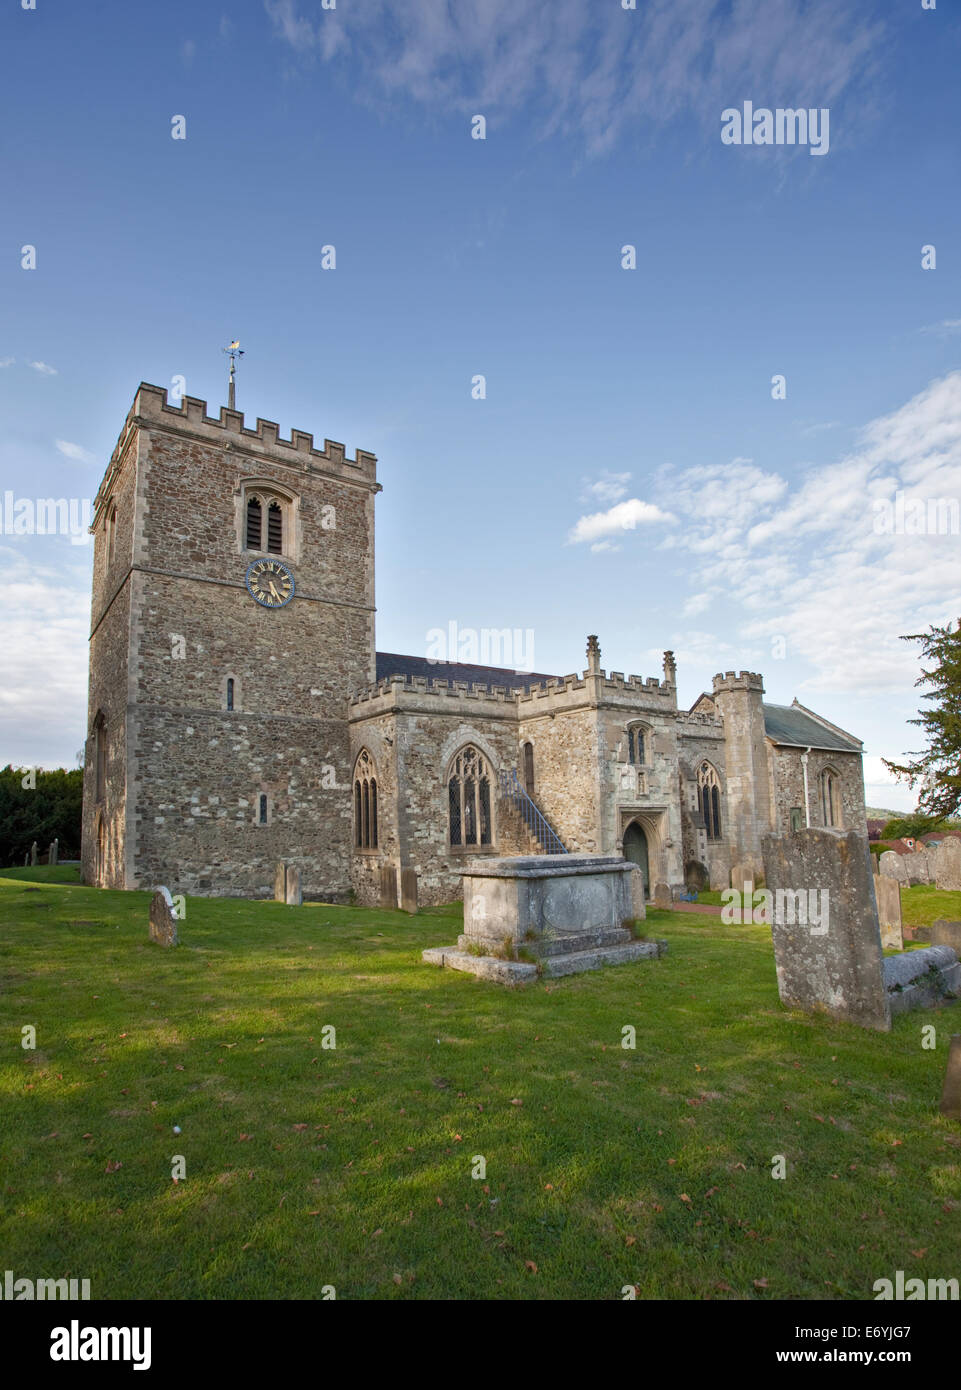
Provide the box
[676,712,725,732]
[711,669,764,694]
[95,382,378,509]
[350,674,520,713]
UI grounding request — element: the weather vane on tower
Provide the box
[222,340,244,410]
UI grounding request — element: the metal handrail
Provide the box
[497,768,568,854]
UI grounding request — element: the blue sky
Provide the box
[1,0,960,810]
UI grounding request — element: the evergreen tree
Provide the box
[883,619,961,819]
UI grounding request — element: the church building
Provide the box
[81,384,868,904]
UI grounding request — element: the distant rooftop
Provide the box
[375,652,558,692]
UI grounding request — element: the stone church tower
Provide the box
[81,384,379,897]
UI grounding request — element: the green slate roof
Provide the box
[762,702,861,752]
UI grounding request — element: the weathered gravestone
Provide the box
[652,881,672,909]
[379,865,398,910]
[904,849,931,886]
[23,852,28,867]
[400,867,418,915]
[874,874,903,950]
[48,838,58,867]
[878,850,907,884]
[285,866,302,907]
[940,1035,961,1121]
[763,830,961,1031]
[916,919,961,952]
[628,865,647,922]
[30,842,38,866]
[274,861,288,903]
[935,838,961,892]
[684,860,709,892]
[149,887,179,947]
[762,829,891,1031]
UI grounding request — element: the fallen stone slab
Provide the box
[883,945,961,1017]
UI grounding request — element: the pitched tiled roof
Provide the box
[375,651,558,692]
[762,702,861,753]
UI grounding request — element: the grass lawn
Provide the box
[1,865,960,1301]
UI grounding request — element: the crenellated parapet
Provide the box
[712,669,764,694]
[95,382,378,515]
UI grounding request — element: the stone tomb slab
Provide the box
[884,945,961,1016]
[423,854,666,983]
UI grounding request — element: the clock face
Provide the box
[245,558,295,609]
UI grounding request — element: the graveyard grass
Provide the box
[2,867,960,1302]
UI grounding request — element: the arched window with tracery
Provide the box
[626,723,649,766]
[819,767,842,828]
[697,761,722,840]
[448,744,493,848]
[354,749,378,850]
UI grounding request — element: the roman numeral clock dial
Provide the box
[245,558,295,609]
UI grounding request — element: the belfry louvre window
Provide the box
[354,749,378,849]
[697,761,722,841]
[245,496,262,549]
[244,490,288,554]
[448,745,493,848]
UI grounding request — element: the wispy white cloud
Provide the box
[582,470,631,505]
[265,0,885,156]
[920,318,961,337]
[655,372,961,695]
[0,357,14,368]
[29,361,57,376]
[55,440,97,465]
[568,497,675,545]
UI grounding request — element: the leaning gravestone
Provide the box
[874,874,903,950]
[285,866,302,906]
[274,861,287,902]
[762,829,890,1031]
[400,867,418,915]
[30,842,38,866]
[149,887,179,947]
[935,838,961,892]
[940,1035,961,1121]
[48,838,58,867]
[878,850,907,884]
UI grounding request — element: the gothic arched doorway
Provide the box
[622,821,650,897]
